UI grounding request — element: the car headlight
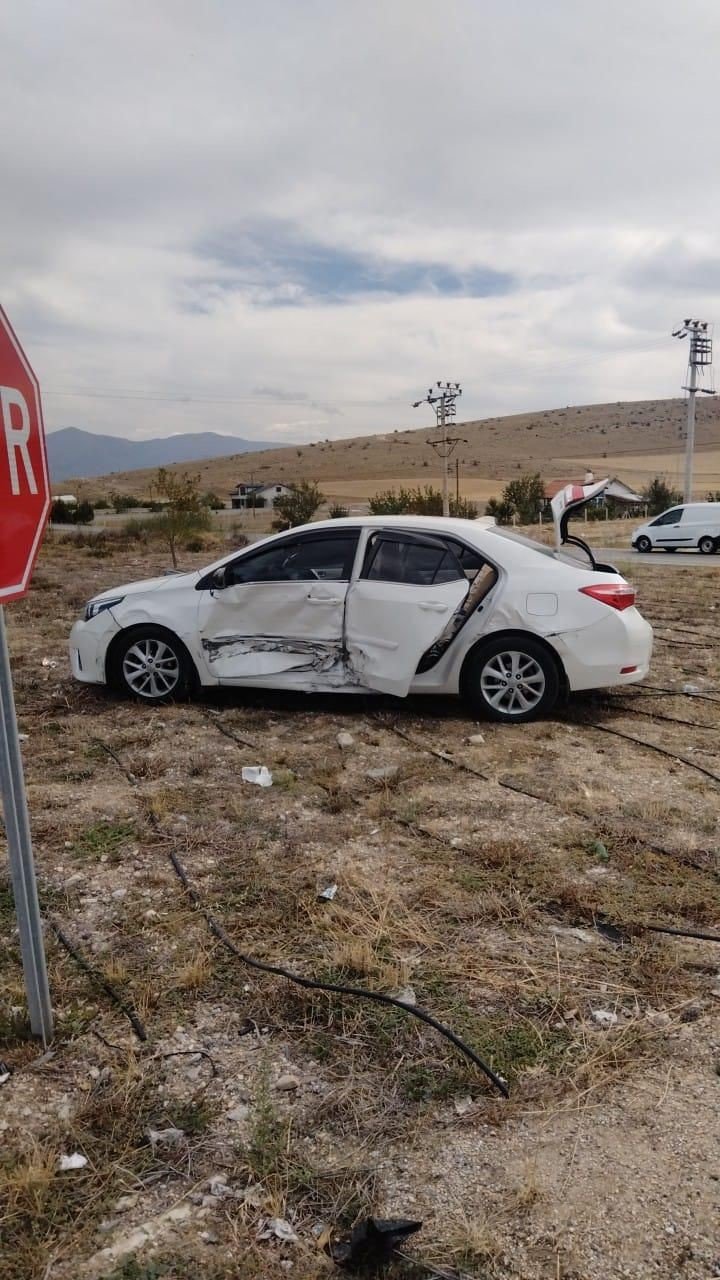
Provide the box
[84,596,125,621]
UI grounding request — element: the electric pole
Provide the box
[672,319,714,502]
[413,382,464,517]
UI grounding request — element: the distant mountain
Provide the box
[46,427,284,482]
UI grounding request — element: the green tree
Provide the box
[272,481,324,530]
[200,490,225,510]
[485,496,514,525]
[502,473,546,524]
[152,468,211,567]
[73,500,95,525]
[50,498,74,524]
[642,477,682,517]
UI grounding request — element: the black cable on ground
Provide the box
[643,922,720,944]
[166,847,509,1099]
[379,718,718,878]
[49,921,148,1043]
[580,720,720,786]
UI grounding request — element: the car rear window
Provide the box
[485,527,558,558]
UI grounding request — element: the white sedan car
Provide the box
[69,483,652,723]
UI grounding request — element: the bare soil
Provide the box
[1,536,719,1280]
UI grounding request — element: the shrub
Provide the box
[642,477,682,516]
[368,485,477,519]
[272,481,324,529]
[485,497,514,525]
[328,503,350,518]
[50,499,74,524]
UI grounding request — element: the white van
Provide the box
[632,502,720,554]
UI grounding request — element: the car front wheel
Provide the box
[698,536,716,555]
[462,637,560,723]
[111,627,194,703]
[634,536,652,553]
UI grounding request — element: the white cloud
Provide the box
[2,0,719,440]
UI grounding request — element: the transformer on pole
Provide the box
[413,382,464,516]
[672,319,714,502]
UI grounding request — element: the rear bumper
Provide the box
[551,610,653,692]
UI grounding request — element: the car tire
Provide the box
[635,536,652,553]
[698,536,715,555]
[110,626,195,703]
[461,636,561,724]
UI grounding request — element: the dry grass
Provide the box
[0,538,719,1278]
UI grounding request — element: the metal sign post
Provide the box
[0,606,53,1043]
[0,304,54,1044]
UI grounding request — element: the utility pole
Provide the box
[672,319,714,502]
[413,382,464,517]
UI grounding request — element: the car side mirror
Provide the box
[212,566,228,590]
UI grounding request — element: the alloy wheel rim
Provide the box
[480,650,545,715]
[122,638,180,698]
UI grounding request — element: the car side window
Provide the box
[363,534,465,585]
[225,533,359,585]
[651,508,683,526]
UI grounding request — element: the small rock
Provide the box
[390,986,416,1006]
[200,1230,219,1244]
[454,1095,473,1116]
[468,733,485,745]
[146,1126,185,1151]
[58,1152,88,1171]
[646,1008,671,1028]
[337,731,355,750]
[226,1104,249,1123]
[366,765,399,782]
[276,1074,300,1092]
[208,1175,232,1198]
[63,873,84,891]
[591,1009,618,1028]
[258,1217,299,1244]
[682,683,700,695]
[114,1194,139,1212]
[111,888,127,901]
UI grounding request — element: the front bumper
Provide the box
[69,616,119,685]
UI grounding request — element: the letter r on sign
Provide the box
[1,386,37,495]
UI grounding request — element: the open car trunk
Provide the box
[550,479,619,572]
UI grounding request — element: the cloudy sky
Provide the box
[2,0,719,442]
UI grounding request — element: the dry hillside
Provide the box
[70,397,720,505]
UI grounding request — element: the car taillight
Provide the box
[579,583,636,611]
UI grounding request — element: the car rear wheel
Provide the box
[698,536,716,555]
[635,536,652,553]
[462,637,560,723]
[112,626,194,703]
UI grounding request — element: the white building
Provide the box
[229,481,293,510]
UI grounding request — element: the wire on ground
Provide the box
[165,845,509,1099]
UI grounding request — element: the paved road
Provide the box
[593,546,720,569]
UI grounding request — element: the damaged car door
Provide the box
[344,529,469,696]
[196,529,360,683]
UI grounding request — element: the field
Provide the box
[68,396,720,508]
[1,532,720,1280]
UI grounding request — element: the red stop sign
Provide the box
[0,307,50,603]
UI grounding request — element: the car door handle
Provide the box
[307,595,342,605]
[419,601,449,613]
